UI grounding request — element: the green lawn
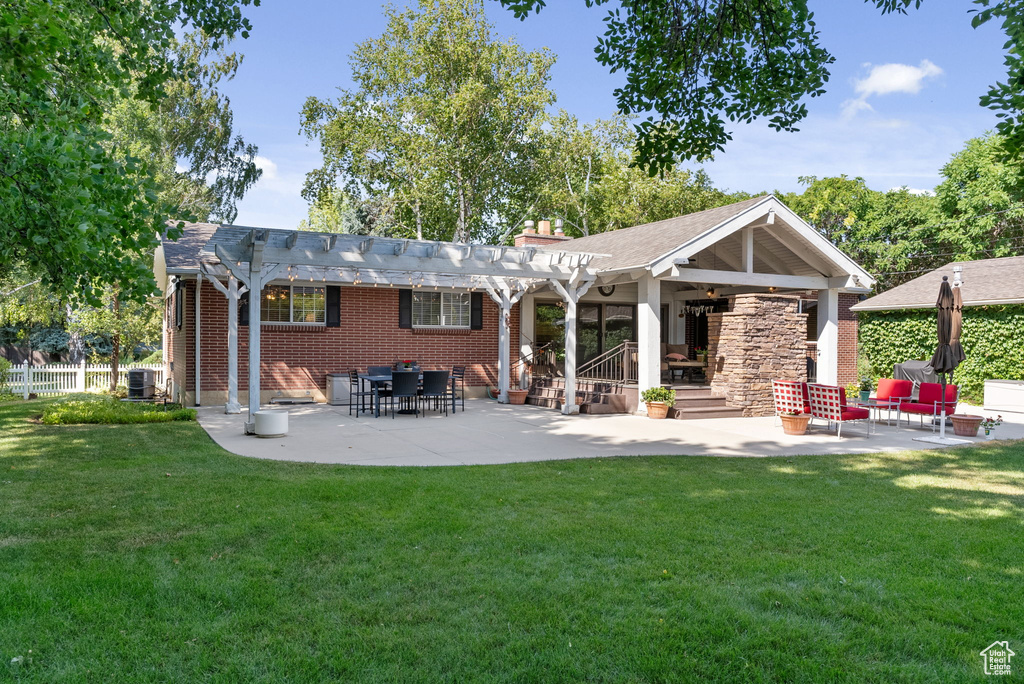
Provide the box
[1,399,1022,683]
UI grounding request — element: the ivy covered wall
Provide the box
[859,305,1024,403]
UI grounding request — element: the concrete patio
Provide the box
[197,399,1024,466]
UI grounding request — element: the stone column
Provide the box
[707,294,808,417]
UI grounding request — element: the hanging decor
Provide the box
[681,304,716,316]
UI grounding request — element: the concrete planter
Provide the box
[780,413,811,435]
[646,402,670,419]
[950,414,983,437]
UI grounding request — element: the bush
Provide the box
[139,350,163,364]
[41,394,196,425]
[641,386,676,404]
[0,356,10,394]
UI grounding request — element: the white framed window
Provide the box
[261,285,326,324]
[413,291,470,328]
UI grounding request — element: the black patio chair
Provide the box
[347,369,373,416]
[387,370,420,418]
[450,365,466,412]
[368,365,392,377]
[419,370,450,417]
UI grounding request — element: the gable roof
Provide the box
[553,195,769,271]
[852,255,1024,311]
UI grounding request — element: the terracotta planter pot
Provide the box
[507,389,528,405]
[780,413,811,435]
[950,414,983,437]
[646,402,670,419]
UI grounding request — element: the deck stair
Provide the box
[526,377,636,414]
[667,387,744,420]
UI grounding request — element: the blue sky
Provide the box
[221,1,1008,229]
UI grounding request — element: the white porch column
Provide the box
[549,275,594,415]
[246,269,262,432]
[518,294,535,389]
[204,273,248,414]
[485,282,525,403]
[816,288,839,386]
[194,274,202,406]
[637,273,662,413]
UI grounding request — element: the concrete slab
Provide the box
[197,399,1024,466]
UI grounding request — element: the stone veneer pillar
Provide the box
[705,294,809,417]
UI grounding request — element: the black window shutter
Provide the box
[326,285,341,327]
[175,284,183,329]
[239,291,250,326]
[470,292,483,330]
[398,289,412,329]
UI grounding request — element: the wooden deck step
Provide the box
[669,405,746,420]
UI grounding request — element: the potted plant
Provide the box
[507,387,529,405]
[845,383,859,402]
[640,386,676,419]
[779,410,811,436]
[980,415,1003,439]
[694,345,708,363]
[859,377,873,402]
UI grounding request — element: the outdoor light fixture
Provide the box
[706,287,716,299]
[768,286,776,293]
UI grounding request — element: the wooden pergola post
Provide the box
[484,280,526,403]
[549,272,595,415]
[203,271,248,414]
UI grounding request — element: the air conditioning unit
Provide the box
[128,368,155,399]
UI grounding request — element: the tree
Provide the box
[1,0,257,305]
[782,175,879,247]
[301,0,555,243]
[104,32,262,224]
[531,112,744,236]
[69,288,162,391]
[496,1,1024,172]
[935,133,1024,259]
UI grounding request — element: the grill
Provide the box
[128,368,155,399]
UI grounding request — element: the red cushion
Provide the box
[803,403,812,413]
[839,387,848,407]
[841,407,870,421]
[801,382,810,403]
[876,378,912,401]
[900,402,937,415]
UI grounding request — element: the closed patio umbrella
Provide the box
[928,276,964,439]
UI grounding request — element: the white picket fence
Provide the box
[5,362,165,399]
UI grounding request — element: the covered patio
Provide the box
[197,398,1024,466]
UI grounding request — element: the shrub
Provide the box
[41,394,196,425]
[0,356,10,394]
[139,350,163,364]
[641,386,676,404]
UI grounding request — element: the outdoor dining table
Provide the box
[357,371,458,417]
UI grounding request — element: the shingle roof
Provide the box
[162,222,220,271]
[851,255,1024,311]
[547,195,771,271]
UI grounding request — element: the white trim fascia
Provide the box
[647,196,876,287]
[852,298,1024,312]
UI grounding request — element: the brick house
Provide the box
[155,195,872,426]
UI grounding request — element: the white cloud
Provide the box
[855,60,943,98]
[842,60,944,120]
[253,155,279,181]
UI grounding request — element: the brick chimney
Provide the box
[514,218,573,247]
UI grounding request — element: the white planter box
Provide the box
[984,380,1024,414]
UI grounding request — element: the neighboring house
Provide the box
[852,255,1024,396]
[154,195,873,427]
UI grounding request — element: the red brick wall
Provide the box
[192,283,519,400]
[838,293,859,388]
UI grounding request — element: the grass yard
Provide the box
[1,399,1022,683]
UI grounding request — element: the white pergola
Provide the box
[200,228,605,432]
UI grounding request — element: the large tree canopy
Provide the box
[0,0,258,305]
[496,0,1024,172]
[301,0,555,243]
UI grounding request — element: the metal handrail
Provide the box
[576,341,638,386]
[511,341,556,388]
